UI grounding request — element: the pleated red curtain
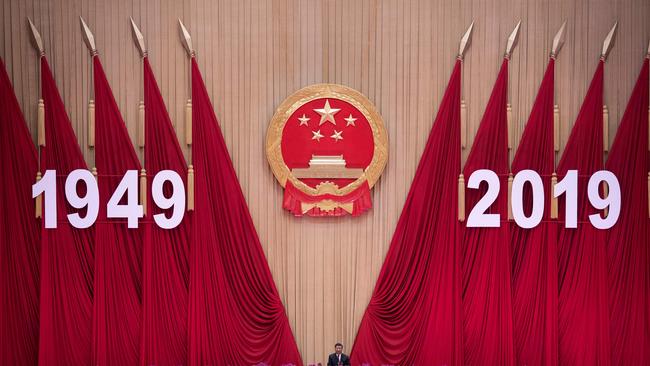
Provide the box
[92,56,143,366]
[461,59,514,365]
[0,58,40,366]
[604,58,649,365]
[510,59,558,366]
[140,57,190,366]
[188,58,302,365]
[557,60,611,365]
[38,56,95,366]
[351,60,462,366]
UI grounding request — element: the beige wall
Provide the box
[2,0,649,362]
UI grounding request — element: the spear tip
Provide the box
[551,21,567,58]
[79,16,97,55]
[129,17,147,57]
[458,21,474,59]
[178,19,194,57]
[601,21,617,61]
[27,17,45,55]
[505,20,522,58]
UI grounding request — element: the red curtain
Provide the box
[188,58,302,365]
[38,56,95,366]
[509,59,558,366]
[461,59,514,365]
[556,61,611,365]
[351,61,462,366]
[604,58,649,365]
[92,56,143,366]
[0,58,40,366]
[140,57,190,366]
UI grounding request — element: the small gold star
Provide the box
[312,129,324,141]
[344,113,357,127]
[298,114,310,126]
[330,130,343,142]
[314,99,341,126]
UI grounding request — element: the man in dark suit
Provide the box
[327,342,350,366]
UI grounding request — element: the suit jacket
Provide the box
[327,353,350,366]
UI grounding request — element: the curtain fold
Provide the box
[0,58,40,366]
[188,58,302,365]
[510,59,558,366]
[351,60,462,366]
[460,59,514,365]
[557,60,611,365]
[140,57,190,366]
[604,58,649,365]
[92,56,143,366]
[38,56,95,366]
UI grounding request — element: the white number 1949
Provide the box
[32,169,186,229]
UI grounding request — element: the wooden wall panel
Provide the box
[1,0,648,362]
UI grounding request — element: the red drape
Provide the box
[604,58,649,365]
[92,56,143,366]
[188,58,302,365]
[556,61,611,365]
[38,56,95,366]
[0,58,40,366]
[510,59,558,366]
[140,57,190,366]
[351,61,462,366]
[461,59,514,365]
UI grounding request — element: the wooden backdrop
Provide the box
[2,0,649,362]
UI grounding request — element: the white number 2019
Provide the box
[465,169,620,229]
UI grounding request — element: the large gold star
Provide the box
[298,114,310,126]
[312,129,324,141]
[344,113,357,127]
[314,99,340,126]
[330,130,343,142]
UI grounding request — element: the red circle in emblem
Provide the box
[281,98,374,189]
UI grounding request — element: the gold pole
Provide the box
[550,173,558,219]
[37,99,45,146]
[460,100,467,148]
[187,165,195,211]
[458,174,465,222]
[88,100,95,147]
[185,99,192,146]
[553,104,560,152]
[140,169,147,215]
[179,19,196,211]
[138,101,145,147]
[603,105,609,152]
[35,172,42,218]
[507,173,514,220]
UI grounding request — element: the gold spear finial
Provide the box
[27,18,45,56]
[79,16,97,56]
[505,20,522,59]
[458,21,474,60]
[601,22,618,61]
[178,19,194,57]
[551,21,567,59]
[130,17,147,58]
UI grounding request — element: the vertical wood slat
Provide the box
[2,0,649,362]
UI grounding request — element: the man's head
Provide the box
[334,343,343,354]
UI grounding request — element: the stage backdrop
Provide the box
[1,0,649,362]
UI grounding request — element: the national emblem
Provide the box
[266,84,388,217]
